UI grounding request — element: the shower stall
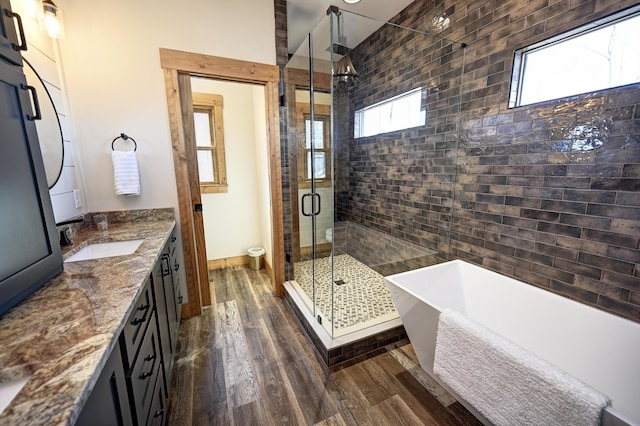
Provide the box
[283,7,466,357]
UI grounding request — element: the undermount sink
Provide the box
[64,240,144,263]
[0,376,30,414]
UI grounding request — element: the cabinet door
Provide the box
[76,340,133,426]
[151,246,173,396]
[161,249,178,346]
[0,0,25,65]
[168,233,182,333]
[0,56,63,315]
[146,370,166,426]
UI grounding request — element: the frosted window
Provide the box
[194,112,212,147]
[305,119,324,149]
[197,150,215,182]
[307,152,326,179]
[512,8,640,107]
[354,88,426,138]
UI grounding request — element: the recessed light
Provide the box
[343,0,361,4]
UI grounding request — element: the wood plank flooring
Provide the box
[165,266,481,426]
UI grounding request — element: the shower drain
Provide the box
[335,279,346,286]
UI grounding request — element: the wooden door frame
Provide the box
[160,48,285,317]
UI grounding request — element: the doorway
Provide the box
[160,48,284,317]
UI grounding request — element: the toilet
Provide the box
[325,227,333,242]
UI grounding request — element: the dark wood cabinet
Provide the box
[75,340,133,426]
[151,230,182,398]
[78,229,182,425]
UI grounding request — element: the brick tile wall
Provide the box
[275,0,640,322]
[334,0,640,322]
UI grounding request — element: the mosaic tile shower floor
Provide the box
[293,254,399,333]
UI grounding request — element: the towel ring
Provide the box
[111,133,137,152]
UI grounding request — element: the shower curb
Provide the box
[283,287,408,367]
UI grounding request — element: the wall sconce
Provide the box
[21,0,43,18]
[41,0,64,39]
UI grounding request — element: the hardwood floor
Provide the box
[165,266,481,426]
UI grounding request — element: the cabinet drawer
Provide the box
[121,278,154,367]
[128,310,160,426]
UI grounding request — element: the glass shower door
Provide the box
[285,18,336,337]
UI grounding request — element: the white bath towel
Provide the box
[433,309,610,426]
[112,150,140,196]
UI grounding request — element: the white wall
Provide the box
[57,0,276,214]
[192,79,272,265]
[252,85,273,266]
[10,0,84,222]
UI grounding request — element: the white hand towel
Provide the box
[112,150,141,196]
[433,309,611,426]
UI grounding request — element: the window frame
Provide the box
[296,102,331,189]
[192,92,228,193]
[509,5,640,108]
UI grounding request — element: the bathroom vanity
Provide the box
[0,209,182,425]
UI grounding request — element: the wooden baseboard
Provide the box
[208,255,273,273]
[208,255,249,270]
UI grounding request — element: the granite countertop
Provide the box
[0,209,177,425]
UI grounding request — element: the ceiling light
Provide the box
[343,0,361,4]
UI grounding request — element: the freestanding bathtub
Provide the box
[385,259,640,426]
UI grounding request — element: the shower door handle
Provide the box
[301,193,312,217]
[301,193,322,217]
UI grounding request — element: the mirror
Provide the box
[23,59,64,189]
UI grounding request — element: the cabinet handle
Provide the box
[138,371,153,380]
[22,85,42,121]
[8,11,27,52]
[131,315,147,326]
[131,303,150,325]
[154,409,165,418]
[171,236,176,242]
[174,264,179,272]
[162,254,171,276]
[144,353,156,362]
[178,296,183,304]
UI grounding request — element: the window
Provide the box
[510,6,640,107]
[297,103,331,186]
[193,92,227,193]
[354,87,426,138]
